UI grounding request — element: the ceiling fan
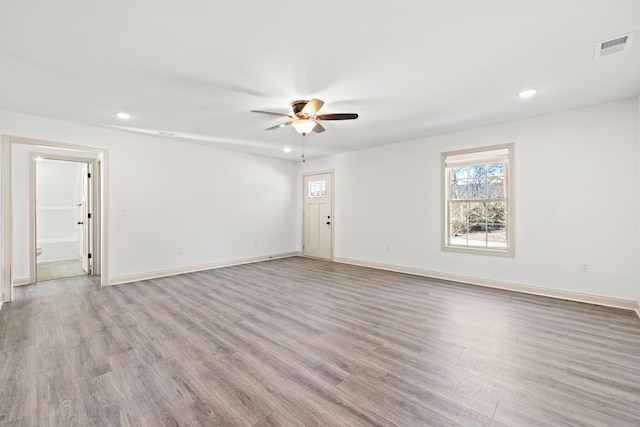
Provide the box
[251,99,358,135]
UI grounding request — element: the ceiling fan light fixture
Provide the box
[292,120,317,135]
[252,99,358,136]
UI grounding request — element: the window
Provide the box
[442,144,514,256]
[308,180,327,198]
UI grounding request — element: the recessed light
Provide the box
[283,147,292,153]
[115,112,132,120]
[518,89,537,98]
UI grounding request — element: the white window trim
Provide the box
[441,143,515,257]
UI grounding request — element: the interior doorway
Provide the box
[303,171,333,260]
[1,135,109,304]
[33,157,93,282]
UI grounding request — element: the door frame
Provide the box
[301,170,334,260]
[1,135,109,303]
[29,153,99,283]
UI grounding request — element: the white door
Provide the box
[80,164,92,274]
[303,172,333,259]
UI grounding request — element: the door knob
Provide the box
[77,221,84,225]
[326,221,331,225]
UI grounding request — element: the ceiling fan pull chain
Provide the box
[302,134,306,163]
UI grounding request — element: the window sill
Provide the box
[442,245,515,257]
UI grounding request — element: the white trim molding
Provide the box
[1,137,12,303]
[109,252,301,286]
[442,143,515,257]
[1,135,109,303]
[12,277,30,286]
[29,152,102,285]
[334,257,640,318]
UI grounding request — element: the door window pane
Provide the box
[309,180,327,198]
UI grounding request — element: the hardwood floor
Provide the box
[1,256,639,426]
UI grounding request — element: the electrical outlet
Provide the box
[580,262,590,273]
[178,246,183,254]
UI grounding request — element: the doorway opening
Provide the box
[33,157,93,282]
[302,171,334,260]
[1,135,109,304]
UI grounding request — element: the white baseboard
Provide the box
[108,252,301,286]
[12,277,31,286]
[333,257,640,318]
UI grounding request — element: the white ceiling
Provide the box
[1,1,639,161]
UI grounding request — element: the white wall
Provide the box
[300,99,639,301]
[36,159,83,262]
[1,110,298,288]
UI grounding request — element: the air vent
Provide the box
[595,32,635,59]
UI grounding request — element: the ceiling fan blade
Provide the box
[291,100,307,116]
[265,121,292,131]
[313,123,326,133]
[302,99,325,116]
[251,110,292,118]
[315,113,359,120]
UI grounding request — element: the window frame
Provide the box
[441,143,515,257]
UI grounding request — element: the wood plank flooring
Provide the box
[1,256,639,426]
